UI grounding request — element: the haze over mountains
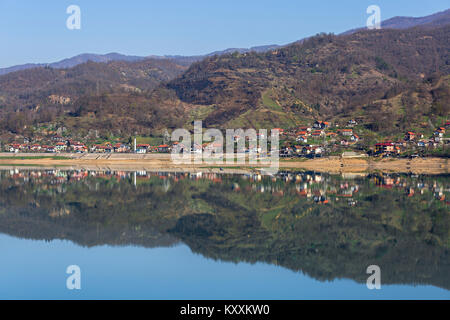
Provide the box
[0,9,449,141]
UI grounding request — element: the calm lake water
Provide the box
[0,169,448,299]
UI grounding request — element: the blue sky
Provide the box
[1,0,449,68]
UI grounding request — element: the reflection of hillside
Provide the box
[0,211,178,249]
[0,170,448,290]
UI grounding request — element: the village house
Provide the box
[136,144,150,154]
[434,127,445,137]
[93,145,112,153]
[375,142,396,154]
[313,146,323,155]
[172,142,188,153]
[51,135,65,143]
[256,132,265,139]
[313,121,329,129]
[296,136,308,143]
[311,130,324,138]
[54,142,67,152]
[339,129,353,136]
[405,132,415,141]
[8,143,20,153]
[72,143,87,153]
[293,145,303,154]
[30,144,42,152]
[158,144,170,153]
[296,130,309,137]
[350,134,359,142]
[192,143,202,154]
[326,132,337,138]
[300,126,311,131]
[113,143,129,153]
[272,128,284,135]
[347,119,358,127]
[280,146,294,157]
[45,146,56,153]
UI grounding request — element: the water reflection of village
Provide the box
[2,169,448,207]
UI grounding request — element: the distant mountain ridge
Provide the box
[0,47,281,76]
[2,8,448,76]
[342,8,450,35]
[0,53,147,76]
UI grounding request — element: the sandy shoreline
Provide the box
[0,153,448,174]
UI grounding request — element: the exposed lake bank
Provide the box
[0,153,448,174]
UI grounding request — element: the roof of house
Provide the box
[376,142,394,146]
